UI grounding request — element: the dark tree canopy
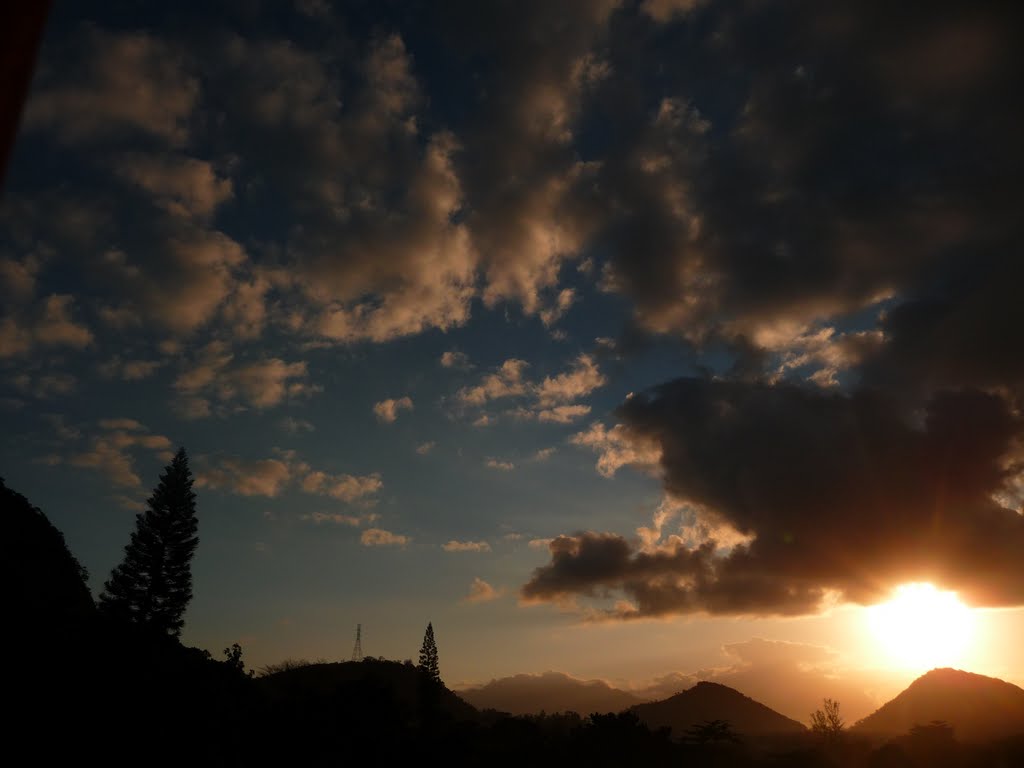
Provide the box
[99,447,199,636]
[417,622,440,684]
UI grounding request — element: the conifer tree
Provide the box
[417,622,440,683]
[99,447,198,636]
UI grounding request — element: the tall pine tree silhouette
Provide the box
[99,447,198,636]
[417,622,440,683]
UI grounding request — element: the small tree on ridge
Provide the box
[418,622,440,683]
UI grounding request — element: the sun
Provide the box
[865,583,976,672]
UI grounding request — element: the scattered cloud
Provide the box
[197,451,382,503]
[440,350,472,369]
[373,396,414,423]
[456,354,605,424]
[531,447,557,462]
[456,359,530,407]
[62,422,173,488]
[464,577,502,604]
[113,153,233,219]
[442,540,492,553]
[570,421,661,478]
[301,511,380,527]
[280,417,315,434]
[485,458,515,471]
[175,343,318,415]
[415,441,436,455]
[300,470,383,503]
[111,494,147,512]
[98,356,164,381]
[360,528,411,547]
[25,26,198,145]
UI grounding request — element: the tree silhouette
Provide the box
[99,447,198,636]
[417,622,440,683]
[810,697,845,741]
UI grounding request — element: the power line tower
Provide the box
[351,623,363,661]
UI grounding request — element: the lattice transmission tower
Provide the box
[351,623,363,661]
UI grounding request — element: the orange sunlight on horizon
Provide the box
[865,583,976,673]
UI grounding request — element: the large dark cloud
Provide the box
[593,1,1021,361]
[526,380,1024,615]
[525,1,1024,617]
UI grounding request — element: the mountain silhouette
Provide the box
[458,671,645,715]
[853,667,1024,742]
[631,681,807,740]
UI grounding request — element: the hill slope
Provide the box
[459,671,644,715]
[258,659,478,722]
[853,668,1024,742]
[632,681,807,739]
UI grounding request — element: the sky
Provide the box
[2,0,1023,720]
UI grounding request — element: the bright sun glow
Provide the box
[866,583,976,671]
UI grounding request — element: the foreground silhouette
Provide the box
[100,447,199,636]
[5,477,1024,766]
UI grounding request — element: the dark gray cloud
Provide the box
[526,0,1024,616]
[527,380,1024,615]
[592,1,1020,368]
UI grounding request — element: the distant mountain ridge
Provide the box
[632,681,807,739]
[458,671,644,715]
[853,667,1024,742]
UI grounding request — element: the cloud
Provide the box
[102,232,249,336]
[196,451,381,503]
[25,26,198,145]
[64,423,174,488]
[485,458,515,471]
[280,417,315,434]
[442,540,492,553]
[529,404,592,424]
[534,354,606,406]
[300,470,383,502]
[33,295,94,349]
[531,447,557,462]
[539,288,576,327]
[415,441,436,455]
[440,350,472,369]
[528,538,553,550]
[640,0,703,23]
[302,511,380,527]
[98,357,164,381]
[456,354,606,424]
[464,577,502,603]
[111,494,147,512]
[196,457,292,497]
[175,344,318,415]
[98,418,145,431]
[360,528,410,547]
[527,380,1024,617]
[0,294,93,359]
[373,396,414,423]
[11,373,78,399]
[570,421,661,477]
[453,1,618,315]
[114,153,233,219]
[456,359,530,406]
